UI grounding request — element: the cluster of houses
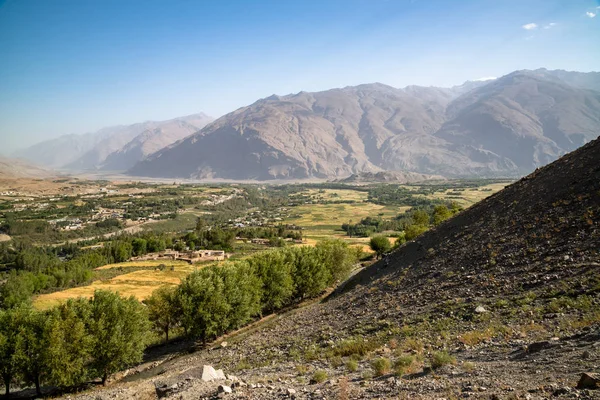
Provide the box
[131,249,230,264]
[90,207,124,221]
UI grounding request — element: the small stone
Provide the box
[218,385,232,394]
[475,306,487,313]
[287,388,297,395]
[220,341,228,348]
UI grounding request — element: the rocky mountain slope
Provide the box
[0,156,54,179]
[14,113,213,171]
[129,69,600,180]
[99,115,213,171]
[73,135,600,399]
[12,131,114,169]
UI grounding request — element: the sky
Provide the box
[0,0,599,154]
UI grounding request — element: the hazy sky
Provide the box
[1,0,599,154]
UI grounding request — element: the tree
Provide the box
[405,224,429,241]
[432,205,452,226]
[0,270,34,309]
[248,250,295,314]
[88,290,150,385]
[411,209,431,226]
[44,299,92,388]
[131,238,147,256]
[145,286,178,342]
[220,262,262,330]
[177,268,230,343]
[0,307,25,396]
[291,246,331,299]
[394,232,407,248]
[316,239,359,283]
[14,307,48,396]
[369,236,391,259]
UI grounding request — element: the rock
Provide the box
[475,306,487,313]
[226,374,239,381]
[218,385,232,393]
[154,383,178,399]
[220,341,228,348]
[287,388,297,397]
[577,372,600,389]
[582,350,591,359]
[526,341,551,354]
[215,369,226,380]
[202,365,226,382]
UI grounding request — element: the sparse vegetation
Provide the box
[312,370,328,383]
[431,351,456,369]
[371,357,392,376]
[346,359,359,372]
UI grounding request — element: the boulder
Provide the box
[577,372,600,389]
[202,365,226,382]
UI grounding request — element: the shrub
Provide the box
[346,359,359,372]
[431,351,455,369]
[312,370,328,383]
[328,356,343,368]
[369,236,391,259]
[371,357,392,377]
[462,361,475,373]
[402,338,424,354]
[295,364,309,375]
[394,355,415,376]
[459,328,494,347]
[332,338,379,358]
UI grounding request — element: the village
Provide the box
[130,248,230,263]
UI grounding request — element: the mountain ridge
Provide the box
[129,69,600,180]
[14,113,214,171]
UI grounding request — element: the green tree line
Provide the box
[0,239,360,396]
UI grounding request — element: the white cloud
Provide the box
[543,22,557,29]
[586,11,596,18]
[474,77,497,82]
[522,23,538,30]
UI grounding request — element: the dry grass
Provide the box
[95,260,190,270]
[33,264,201,310]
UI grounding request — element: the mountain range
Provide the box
[14,69,600,180]
[13,113,213,171]
[129,68,600,180]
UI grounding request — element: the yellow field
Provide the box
[286,201,407,243]
[424,183,508,207]
[287,183,507,250]
[95,260,190,270]
[33,264,201,310]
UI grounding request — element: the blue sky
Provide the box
[1,0,599,153]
